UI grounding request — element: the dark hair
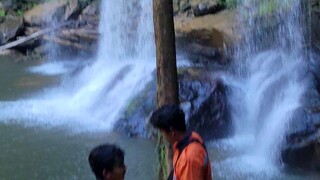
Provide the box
[88,144,124,180]
[150,104,186,133]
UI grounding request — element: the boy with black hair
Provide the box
[88,144,126,180]
[150,104,212,180]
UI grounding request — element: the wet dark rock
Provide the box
[0,30,4,45]
[0,16,23,45]
[114,80,157,138]
[175,10,239,49]
[0,49,24,58]
[64,0,81,21]
[0,0,17,11]
[281,64,320,170]
[282,141,316,169]
[176,37,226,65]
[281,106,320,169]
[310,51,320,96]
[173,0,226,16]
[81,0,99,16]
[191,0,224,17]
[115,67,232,140]
[179,68,231,140]
[173,0,180,15]
[23,1,67,26]
[312,8,320,50]
[78,0,99,27]
[179,0,191,13]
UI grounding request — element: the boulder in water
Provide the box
[175,10,240,49]
[78,0,99,27]
[312,8,320,50]
[115,67,232,140]
[0,0,17,11]
[281,103,320,169]
[0,16,23,45]
[23,1,67,26]
[179,68,231,140]
[81,0,99,16]
[191,0,224,17]
[176,37,227,65]
[64,0,81,21]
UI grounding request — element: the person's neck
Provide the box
[175,132,187,142]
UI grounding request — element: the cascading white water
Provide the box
[214,0,309,176]
[0,0,155,131]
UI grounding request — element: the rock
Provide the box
[191,0,224,16]
[0,31,3,44]
[78,14,99,27]
[24,27,41,36]
[310,51,320,94]
[115,67,232,140]
[175,10,240,49]
[179,68,231,140]
[33,44,47,56]
[81,0,99,16]
[78,0,95,9]
[37,27,98,58]
[0,49,26,62]
[174,0,226,15]
[0,49,24,57]
[281,106,320,169]
[64,0,81,21]
[0,16,4,24]
[279,47,320,169]
[280,66,320,170]
[173,0,180,15]
[115,80,157,138]
[78,0,99,27]
[179,0,191,13]
[312,8,320,50]
[23,1,68,26]
[0,0,17,11]
[176,37,226,65]
[282,140,317,169]
[0,16,24,45]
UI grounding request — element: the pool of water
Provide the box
[0,57,156,179]
[209,136,320,179]
[0,57,319,179]
[0,124,156,179]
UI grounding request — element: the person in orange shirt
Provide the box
[150,104,212,180]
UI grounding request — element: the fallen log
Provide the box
[61,29,99,40]
[0,28,51,52]
[42,35,91,51]
[0,22,74,52]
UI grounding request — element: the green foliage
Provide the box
[16,10,24,16]
[157,134,169,180]
[259,0,277,16]
[218,0,238,9]
[79,0,98,9]
[257,0,295,16]
[26,2,37,9]
[0,9,6,18]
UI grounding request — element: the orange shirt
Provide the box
[172,132,212,180]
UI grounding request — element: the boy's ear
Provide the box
[103,169,111,179]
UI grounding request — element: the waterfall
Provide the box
[0,0,155,132]
[220,0,309,173]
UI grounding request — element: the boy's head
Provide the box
[150,104,186,143]
[88,144,126,180]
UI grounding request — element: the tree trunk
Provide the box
[153,0,179,179]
